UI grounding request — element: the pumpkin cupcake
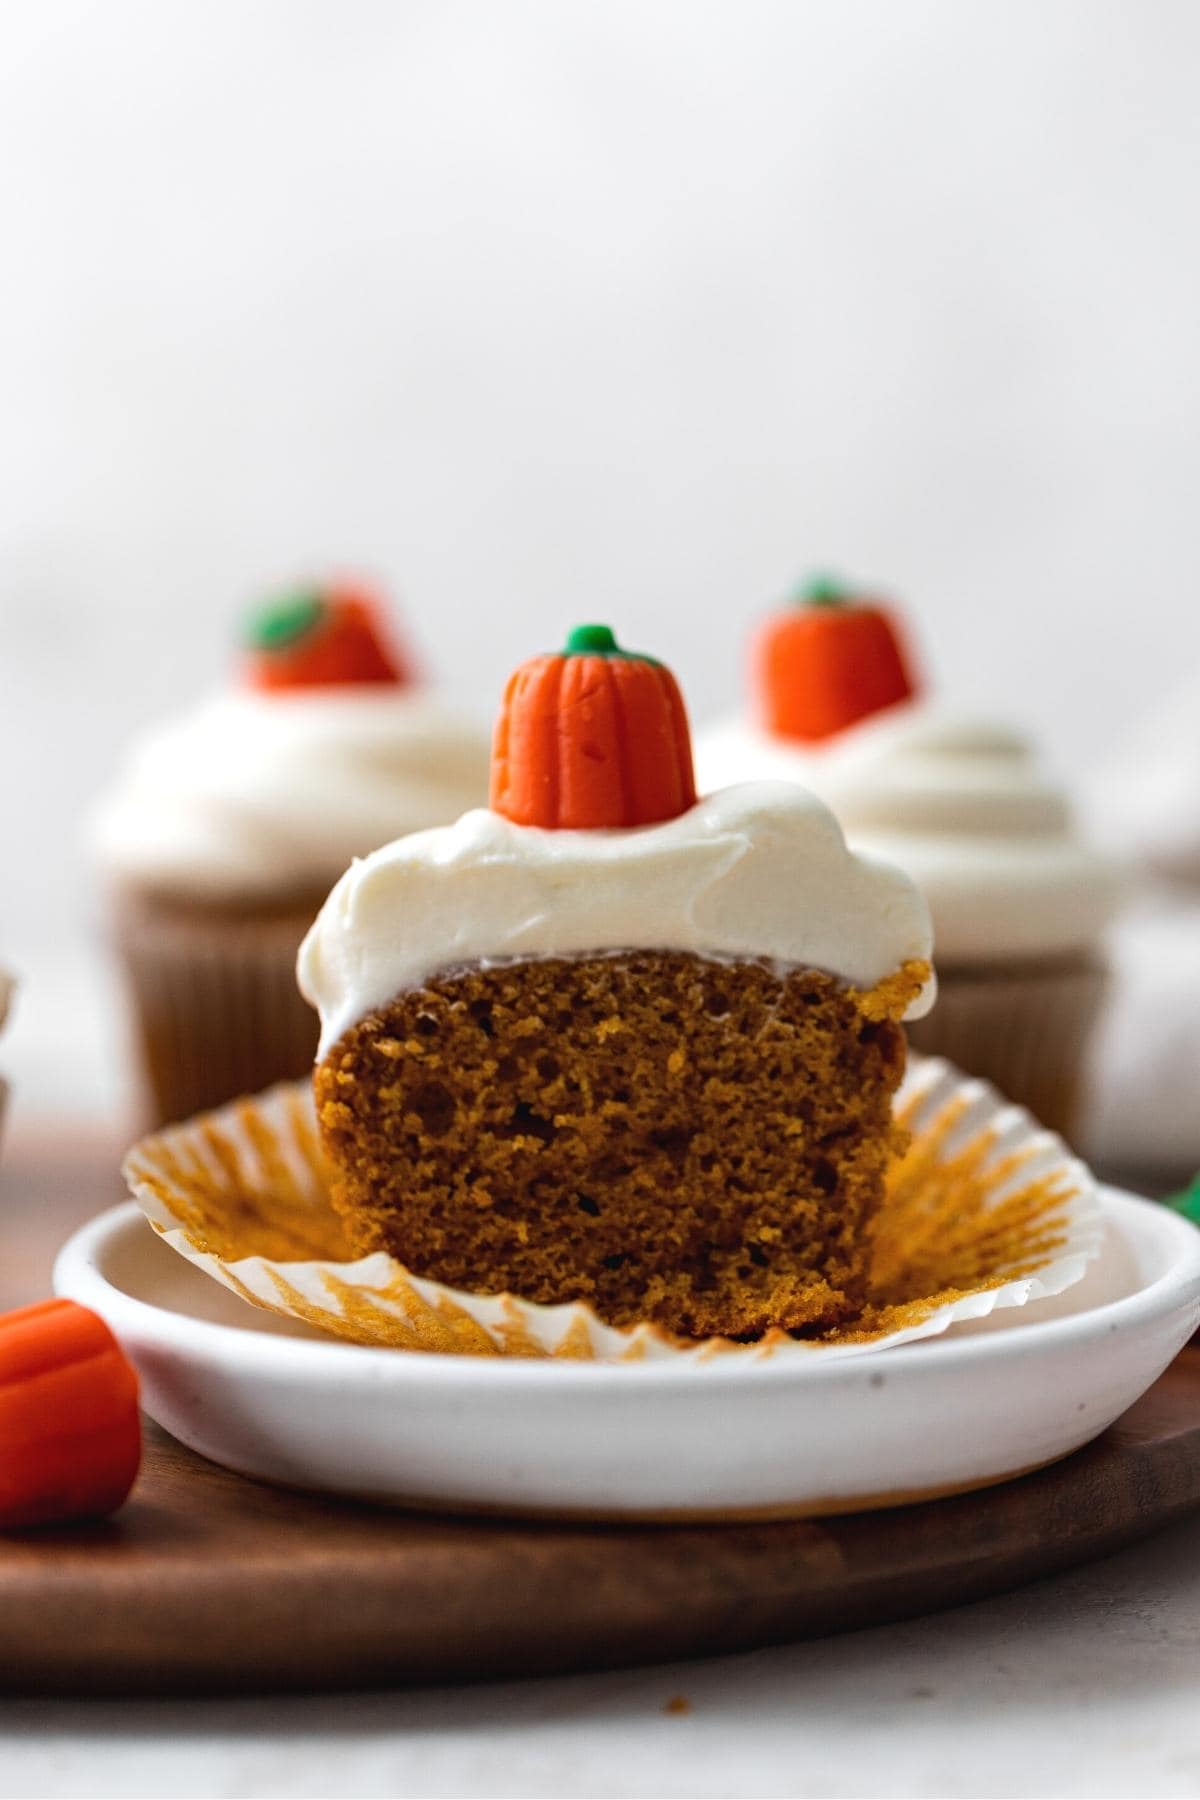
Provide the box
[1076,667,1200,1176]
[299,624,934,1339]
[91,583,490,1127]
[696,576,1120,1137]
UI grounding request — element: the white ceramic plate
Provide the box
[55,1192,1200,1521]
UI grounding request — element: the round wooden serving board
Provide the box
[2,1353,1200,1696]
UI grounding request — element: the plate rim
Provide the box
[53,1189,1200,1390]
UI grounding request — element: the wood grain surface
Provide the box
[3,1124,1200,1698]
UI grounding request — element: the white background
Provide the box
[2,0,1199,1110]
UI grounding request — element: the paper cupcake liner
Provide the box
[122,1054,1104,1363]
[110,897,322,1128]
[905,959,1108,1141]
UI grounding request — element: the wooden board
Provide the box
[1,1362,1199,1696]
[3,1125,1200,1696]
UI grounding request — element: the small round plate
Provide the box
[55,1192,1200,1521]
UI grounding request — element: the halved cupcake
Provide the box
[299,625,934,1340]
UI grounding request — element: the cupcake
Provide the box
[0,967,13,1142]
[299,624,934,1340]
[92,583,491,1127]
[1077,667,1200,1178]
[696,576,1120,1138]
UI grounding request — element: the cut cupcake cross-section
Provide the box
[298,625,935,1340]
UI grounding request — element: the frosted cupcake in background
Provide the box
[696,575,1121,1138]
[91,583,491,1127]
[1077,667,1200,1179]
[0,967,13,1142]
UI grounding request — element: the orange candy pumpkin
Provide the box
[244,584,412,691]
[754,576,918,743]
[0,1298,141,1529]
[490,624,697,830]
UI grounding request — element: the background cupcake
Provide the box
[1077,666,1200,1181]
[696,576,1121,1138]
[91,583,491,1127]
[0,967,13,1144]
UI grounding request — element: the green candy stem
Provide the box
[1167,1173,1200,1227]
[565,623,619,654]
[798,573,849,608]
[562,623,660,665]
[246,590,326,652]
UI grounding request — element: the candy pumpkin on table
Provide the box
[0,1299,141,1529]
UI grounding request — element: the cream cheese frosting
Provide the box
[696,704,1120,965]
[298,781,935,1058]
[91,689,491,902]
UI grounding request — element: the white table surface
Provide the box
[3,1505,1200,1800]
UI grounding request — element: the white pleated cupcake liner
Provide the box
[122,1054,1104,1363]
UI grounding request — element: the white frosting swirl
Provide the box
[298,782,935,1058]
[91,689,491,901]
[696,704,1119,965]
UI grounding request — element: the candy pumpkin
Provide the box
[490,624,697,829]
[244,583,411,690]
[0,1299,141,1528]
[754,575,918,743]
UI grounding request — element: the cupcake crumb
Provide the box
[663,1695,692,1716]
[316,951,909,1338]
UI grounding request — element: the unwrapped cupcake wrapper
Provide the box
[905,960,1108,1142]
[112,902,321,1128]
[123,1054,1104,1363]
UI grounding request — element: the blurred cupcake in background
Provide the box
[91,582,491,1127]
[696,574,1121,1138]
[0,967,13,1143]
[1078,666,1200,1180]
